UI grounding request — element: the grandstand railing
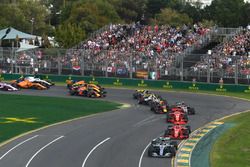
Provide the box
[0,47,249,85]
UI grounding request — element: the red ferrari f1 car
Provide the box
[164,125,191,139]
[166,109,188,124]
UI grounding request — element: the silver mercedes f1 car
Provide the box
[148,137,177,158]
[0,82,19,91]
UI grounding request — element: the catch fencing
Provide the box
[0,47,249,85]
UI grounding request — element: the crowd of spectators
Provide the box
[192,28,250,77]
[65,22,210,74]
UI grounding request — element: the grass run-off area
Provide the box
[210,111,250,167]
[0,94,120,143]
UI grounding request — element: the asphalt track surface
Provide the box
[0,86,250,167]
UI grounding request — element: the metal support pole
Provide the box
[129,53,133,79]
[235,58,238,84]
[57,51,61,75]
[15,51,17,73]
[80,51,85,76]
[105,57,108,78]
[155,56,158,80]
[180,54,184,81]
[207,55,210,83]
[11,43,14,73]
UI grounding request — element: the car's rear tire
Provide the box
[147,146,154,157]
[170,147,176,157]
[170,141,178,150]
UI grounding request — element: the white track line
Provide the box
[0,135,39,160]
[82,137,111,167]
[138,142,151,167]
[25,136,64,167]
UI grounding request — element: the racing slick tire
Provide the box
[164,129,172,136]
[147,146,154,157]
[170,141,178,150]
[186,125,191,134]
[184,114,189,122]
[166,113,172,123]
[188,108,195,115]
[69,90,77,96]
[170,147,176,157]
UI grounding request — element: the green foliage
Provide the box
[0,0,53,35]
[64,0,121,34]
[55,23,85,48]
[155,8,193,27]
[113,0,147,23]
[0,0,250,48]
[0,4,28,31]
[241,2,250,27]
[200,19,216,28]
[18,0,53,35]
[146,0,168,17]
[204,0,245,27]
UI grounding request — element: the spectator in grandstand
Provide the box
[62,22,210,76]
[192,28,250,77]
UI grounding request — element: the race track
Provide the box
[0,86,250,167]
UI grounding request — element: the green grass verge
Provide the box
[0,94,120,143]
[210,111,250,167]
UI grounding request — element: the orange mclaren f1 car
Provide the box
[69,83,106,98]
[11,78,47,90]
[66,79,85,89]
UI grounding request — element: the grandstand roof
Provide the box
[0,27,36,40]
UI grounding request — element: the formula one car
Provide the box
[166,109,188,124]
[11,78,47,90]
[164,125,191,140]
[150,100,169,114]
[0,82,18,91]
[69,83,106,98]
[66,79,85,89]
[148,137,177,158]
[138,93,159,105]
[25,76,53,88]
[133,90,149,99]
[172,102,195,115]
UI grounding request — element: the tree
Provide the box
[113,0,147,23]
[54,23,85,48]
[0,4,28,31]
[155,8,193,26]
[0,0,53,36]
[204,0,245,27]
[18,0,53,35]
[146,0,168,18]
[181,3,202,23]
[65,0,120,34]
[241,2,250,27]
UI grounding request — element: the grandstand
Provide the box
[0,23,249,84]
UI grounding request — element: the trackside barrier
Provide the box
[2,74,250,93]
